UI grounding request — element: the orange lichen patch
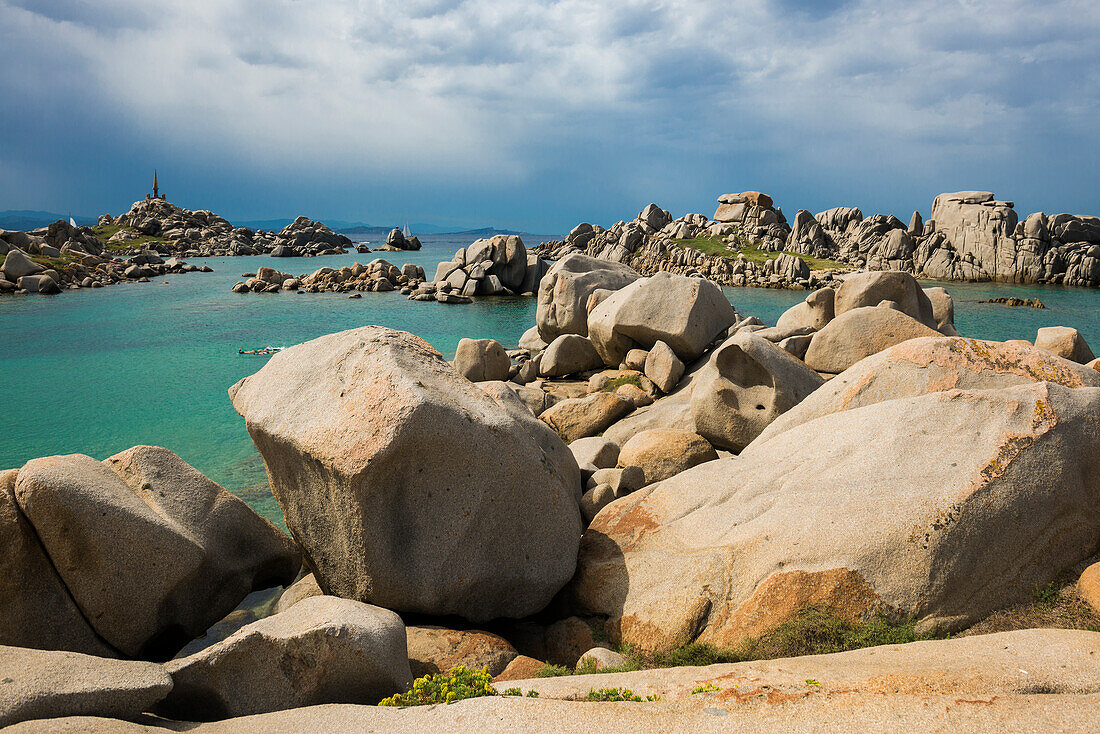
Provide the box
[597,501,659,551]
[706,568,886,647]
[887,337,1096,388]
[717,685,812,705]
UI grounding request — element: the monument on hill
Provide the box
[146,170,166,201]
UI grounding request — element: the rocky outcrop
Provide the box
[689,332,824,451]
[802,306,941,374]
[536,254,641,342]
[229,327,582,622]
[420,235,546,302]
[587,271,737,366]
[158,596,411,720]
[573,380,1100,652]
[758,337,1100,445]
[453,338,512,382]
[382,227,421,251]
[536,190,1100,289]
[10,448,300,660]
[0,645,173,729]
[232,259,426,295]
[110,201,350,258]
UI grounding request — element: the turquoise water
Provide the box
[2,236,1097,526]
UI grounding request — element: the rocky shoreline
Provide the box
[3,252,1100,731]
[533,189,1100,290]
[0,198,424,297]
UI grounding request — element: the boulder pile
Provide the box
[536,189,1100,288]
[107,201,352,257]
[0,240,211,296]
[231,260,426,295]
[416,235,550,303]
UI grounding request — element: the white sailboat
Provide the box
[403,219,412,238]
[69,216,77,227]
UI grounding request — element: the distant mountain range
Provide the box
[0,210,97,230]
[1,209,532,237]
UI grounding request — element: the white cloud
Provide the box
[2,0,1099,220]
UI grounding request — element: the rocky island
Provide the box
[3,253,1100,732]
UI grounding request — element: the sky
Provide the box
[1,0,1099,233]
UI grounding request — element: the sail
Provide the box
[69,216,77,227]
[403,220,412,238]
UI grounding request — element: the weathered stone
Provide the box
[0,645,172,729]
[158,596,411,720]
[539,334,604,378]
[573,381,1100,652]
[1078,563,1100,614]
[576,646,624,671]
[406,625,518,678]
[453,338,511,382]
[0,470,115,656]
[1,249,44,281]
[540,392,634,442]
[492,654,545,682]
[922,287,958,336]
[13,449,299,660]
[273,573,322,614]
[776,287,835,332]
[568,437,620,470]
[1035,326,1095,364]
[535,254,640,343]
[833,271,935,328]
[758,336,1100,444]
[690,332,824,452]
[587,272,737,366]
[803,306,940,374]
[518,326,548,352]
[229,327,581,621]
[643,341,685,394]
[617,429,717,484]
[581,485,616,524]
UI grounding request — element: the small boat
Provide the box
[238,347,283,356]
[403,219,412,238]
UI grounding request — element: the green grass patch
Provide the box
[560,605,936,678]
[29,254,83,276]
[670,234,847,270]
[598,374,644,392]
[378,666,495,706]
[534,663,573,678]
[92,223,172,252]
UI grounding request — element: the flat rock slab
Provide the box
[12,693,1100,733]
[0,645,172,728]
[493,629,1100,701]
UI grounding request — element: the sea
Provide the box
[2,232,1098,527]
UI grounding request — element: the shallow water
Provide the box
[1,234,1097,526]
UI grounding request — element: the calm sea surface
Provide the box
[2,233,1097,525]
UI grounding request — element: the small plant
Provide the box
[378,666,494,706]
[526,690,539,698]
[691,683,722,694]
[502,687,522,696]
[534,663,573,678]
[805,679,820,686]
[1032,582,1060,608]
[584,687,657,702]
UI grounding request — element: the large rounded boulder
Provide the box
[229,326,582,622]
[573,381,1100,652]
[803,306,940,374]
[536,254,640,343]
[587,271,737,366]
[11,449,300,660]
[833,270,936,328]
[757,336,1100,444]
[690,332,824,451]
